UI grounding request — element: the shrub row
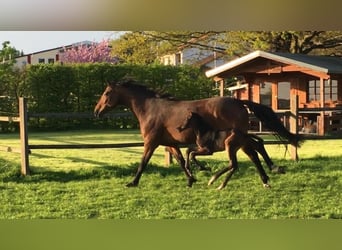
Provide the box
[1,63,215,131]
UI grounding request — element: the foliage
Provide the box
[112,31,342,63]
[0,41,22,102]
[60,40,117,63]
[0,131,341,219]
[110,31,225,64]
[215,31,342,56]
[0,42,25,132]
[110,32,163,64]
[1,63,214,131]
[0,41,21,63]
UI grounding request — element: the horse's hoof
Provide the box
[263,183,271,188]
[216,184,225,190]
[271,166,286,174]
[187,178,197,187]
[126,182,138,187]
[208,176,216,186]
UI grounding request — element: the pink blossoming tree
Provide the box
[60,40,118,63]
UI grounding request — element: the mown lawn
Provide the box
[0,130,341,219]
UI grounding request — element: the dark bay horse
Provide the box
[177,111,284,188]
[94,79,302,189]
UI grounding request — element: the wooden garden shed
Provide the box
[205,50,342,135]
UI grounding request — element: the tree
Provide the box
[0,41,21,97]
[110,32,162,64]
[110,31,342,65]
[110,31,225,65]
[60,40,117,63]
[0,41,24,116]
[221,31,342,56]
[0,41,20,63]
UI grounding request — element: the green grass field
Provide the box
[0,130,341,219]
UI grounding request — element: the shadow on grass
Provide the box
[285,155,342,174]
[1,162,187,184]
[3,155,340,184]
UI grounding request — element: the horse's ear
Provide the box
[105,80,114,86]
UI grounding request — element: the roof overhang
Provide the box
[227,83,248,91]
[205,50,332,80]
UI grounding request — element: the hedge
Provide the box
[1,63,216,131]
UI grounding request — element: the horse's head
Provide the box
[94,83,119,118]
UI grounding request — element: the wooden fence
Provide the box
[0,98,149,175]
[0,96,310,176]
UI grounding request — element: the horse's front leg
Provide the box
[216,145,239,190]
[212,131,240,190]
[126,143,157,187]
[189,147,212,171]
[166,146,197,187]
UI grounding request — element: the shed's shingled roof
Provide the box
[206,50,342,77]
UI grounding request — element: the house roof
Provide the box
[14,40,95,58]
[205,50,342,78]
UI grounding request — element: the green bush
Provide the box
[1,63,214,131]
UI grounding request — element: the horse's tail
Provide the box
[240,100,303,147]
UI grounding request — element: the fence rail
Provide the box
[0,116,20,122]
[1,97,301,175]
[3,96,340,176]
[0,98,150,175]
[29,142,145,150]
[28,112,132,119]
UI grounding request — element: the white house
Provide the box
[159,35,228,69]
[160,47,226,68]
[13,41,93,68]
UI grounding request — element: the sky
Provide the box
[0,31,123,54]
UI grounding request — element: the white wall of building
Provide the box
[14,48,62,68]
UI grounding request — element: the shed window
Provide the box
[277,82,290,109]
[308,80,338,102]
[260,82,272,107]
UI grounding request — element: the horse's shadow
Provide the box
[284,155,342,173]
[7,155,335,185]
[2,162,186,184]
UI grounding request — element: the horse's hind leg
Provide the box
[249,135,285,174]
[242,144,270,188]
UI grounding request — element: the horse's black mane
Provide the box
[109,79,176,100]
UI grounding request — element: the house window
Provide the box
[277,82,290,109]
[38,58,45,64]
[175,53,182,65]
[308,80,338,102]
[260,82,272,107]
[48,58,54,64]
[325,80,338,101]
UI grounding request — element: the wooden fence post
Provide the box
[290,95,299,161]
[164,147,172,167]
[19,97,30,175]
